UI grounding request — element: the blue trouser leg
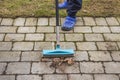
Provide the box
[67,0,82,18]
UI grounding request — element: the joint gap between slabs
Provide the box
[87,51,91,61]
[19,51,22,62]
[30,62,32,74]
[78,62,81,74]
[95,42,99,51]
[109,51,114,62]
[116,42,120,51]
[2,62,8,75]
[101,62,106,74]
[93,74,95,80]
[93,17,97,26]
[3,33,6,41]
[15,74,17,80]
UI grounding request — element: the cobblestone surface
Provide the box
[0,17,120,80]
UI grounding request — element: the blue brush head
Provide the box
[42,48,74,57]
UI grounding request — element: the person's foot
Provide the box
[58,0,68,9]
[62,16,76,31]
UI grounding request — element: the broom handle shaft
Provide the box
[55,0,60,46]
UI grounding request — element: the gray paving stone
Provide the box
[65,34,83,41]
[12,42,34,50]
[34,42,54,50]
[0,51,21,61]
[88,51,112,61]
[74,27,92,33]
[5,34,24,41]
[25,18,37,26]
[0,34,5,41]
[60,42,76,50]
[76,17,84,25]
[49,18,56,26]
[31,62,55,74]
[106,17,119,25]
[21,51,41,61]
[110,27,120,33]
[97,42,118,50]
[94,74,119,80]
[13,18,25,26]
[104,34,120,41]
[104,62,120,73]
[76,42,97,50]
[6,62,30,74]
[0,63,7,74]
[1,18,13,26]
[43,75,67,80]
[17,27,36,33]
[92,27,110,33]
[17,75,42,80]
[45,34,64,41]
[85,34,104,41]
[37,18,48,26]
[95,18,107,25]
[68,74,93,80]
[25,34,44,41]
[111,51,120,61]
[74,51,89,61]
[83,17,96,25]
[80,62,104,73]
[37,27,54,33]
[0,75,15,80]
[0,42,12,50]
[0,27,17,33]
[56,62,80,73]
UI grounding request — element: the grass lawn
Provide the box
[0,0,120,18]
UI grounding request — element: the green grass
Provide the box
[0,0,120,18]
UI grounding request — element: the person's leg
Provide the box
[67,0,82,18]
[62,0,82,31]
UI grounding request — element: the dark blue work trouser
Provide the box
[67,0,82,18]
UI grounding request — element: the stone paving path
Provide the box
[0,17,120,80]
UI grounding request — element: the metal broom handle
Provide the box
[55,0,60,47]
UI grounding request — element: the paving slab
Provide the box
[43,75,67,80]
[104,62,120,73]
[31,62,55,74]
[111,51,120,61]
[13,18,25,26]
[106,17,119,25]
[94,74,119,80]
[83,17,96,25]
[17,75,42,80]
[68,74,93,80]
[0,34,5,41]
[1,18,13,26]
[56,62,80,73]
[0,51,21,61]
[17,27,36,33]
[37,18,48,26]
[6,62,30,74]
[88,51,112,61]
[80,62,104,73]
[21,51,41,61]
[0,75,15,80]
[0,63,7,74]
[95,17,107,25]
[0,42,12,50]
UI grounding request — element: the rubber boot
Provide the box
[62,16,76,31]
